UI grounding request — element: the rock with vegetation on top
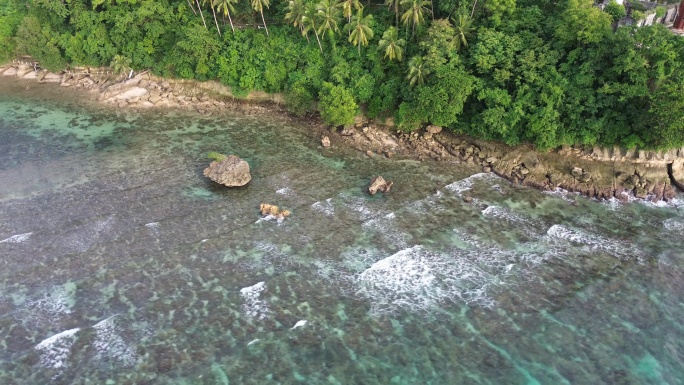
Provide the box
[203,154,251,187]
[368,176,393,195]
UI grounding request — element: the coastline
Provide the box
[2,61,683,204]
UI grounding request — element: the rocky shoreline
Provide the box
[2,61,683,203]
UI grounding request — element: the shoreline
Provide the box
[2,61,683,204]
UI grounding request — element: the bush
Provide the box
[318,82,358,127]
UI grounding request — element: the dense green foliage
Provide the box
[1,0,683,149]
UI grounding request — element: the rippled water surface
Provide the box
[1,78,684,384]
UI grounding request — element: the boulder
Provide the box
[368,176,393,195]
[203,155,252,187]
[426,125,442,134]
[321,136,331,147]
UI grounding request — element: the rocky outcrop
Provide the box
[203,155,251,187]
[368,176,393,195]
[671,159,684,191]
[336,122,681,202]
[321,136,331,147]
[1,60,681,203]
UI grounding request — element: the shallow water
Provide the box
[1,78,684,384]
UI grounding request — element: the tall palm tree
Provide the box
[345,8,374,53]
[378,26,405,61]
[215,0,238,33]
[195,0,208,28]
[453,11,473,51]
[338,0,363,24]
[202,0,222,35]
[302,3,324,52]
[316,0,341,38]
[252,0,271,36]
[400,0,430,36]
[285,0,307,39]
[384,0,401,26]
[407,55,429,87]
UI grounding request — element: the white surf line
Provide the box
[0,232,33,244]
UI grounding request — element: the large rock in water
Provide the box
[203,155,252,187]
[368,176,393,195]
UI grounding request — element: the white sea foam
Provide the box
[663,218,684,232]
[543,188,580,204]
[445,173,498,196]
[247,339,260,346]
[92,316,137,367]
[24,284,76,321]
[240,281,269,320]
[356,245,511,315]
[290,320,308,330]
[546,224,637,260]
[144,222,160,229]
[35,328,80,370]
[276,187,294,196]
[311,198,335,216]
[0,232,33,244]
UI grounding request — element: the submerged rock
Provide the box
[203,155,251,187]
[368,176,393,195]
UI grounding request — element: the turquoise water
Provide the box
[1,78,684,384]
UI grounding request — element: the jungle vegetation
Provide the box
[1,0,683,150]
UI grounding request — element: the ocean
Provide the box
[1,77,683,384]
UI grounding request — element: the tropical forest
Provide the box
[1,0,683,150]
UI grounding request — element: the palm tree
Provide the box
[202,0,222,35]
[453,11,473,51]
[400,0,430,36]
[195,0,208,28]
[384,0,401,26]
[285,0,307,39]
[252,0,271,36]
[378,26,405,61]
[110,55,132,78]
[302,3,324,52]
[407,55,429,86]
[338,0,363,24]
[215,0,238,33]
[316,0,341,38]
[345,9,374,53]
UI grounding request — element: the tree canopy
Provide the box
[1,0,683,150]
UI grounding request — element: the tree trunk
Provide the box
[227,11,236,33]
[187,0,197,15]
[261,10,270,36]
[195,0,208,28]
[674,0,684,29]
[314,30,323,52]
[211,6,222,35]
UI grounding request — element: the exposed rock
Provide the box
[672,159,684,191]
[368,176,393,195]
[2,67,17,76]
[571,167,583,177]
[426,125,442,134]
[321,136,331,147]
[259,203,291,222]
[203,155,252,187]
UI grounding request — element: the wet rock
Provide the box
[368,176,393,195]
[482,166,492,173]
[463,196,473,203]
[203,155,252,187]
[321,136,331,147]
